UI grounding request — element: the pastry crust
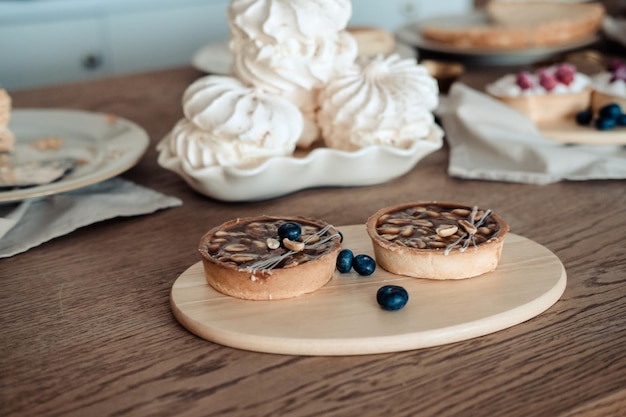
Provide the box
[591,90,626,115]
[421,2,604,50]
[493,88,592,123]
[347,26,396,57]
[366,202,509,280]
[199,215,342,300]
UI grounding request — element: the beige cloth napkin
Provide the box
[438,83,626,184]
[0,178,181,258]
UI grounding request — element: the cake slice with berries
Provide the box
[486,64,591,123]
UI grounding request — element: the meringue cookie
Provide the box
[231,30,357,93]
[318,54,439,151]
[228,0,352,44]
[183,75,302,146]
[170,75,303,168]
[162,115,301,169]
[159,119,217,170]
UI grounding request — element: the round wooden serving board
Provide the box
[170,225,566,356]
[537,118,626,145]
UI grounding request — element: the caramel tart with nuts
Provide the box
[199,216,342,300]
[366,202,509,280]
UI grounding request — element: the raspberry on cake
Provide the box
[486,64,592,123]
[366,202,509,280]
[198,216,342,300]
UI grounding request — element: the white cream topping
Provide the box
[591,71,626,97]
[486,71,591,97]
[318,54,439,151]
[228,0,352,44]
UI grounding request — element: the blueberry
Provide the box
[352,254,376,276]
[376,285,409,311]
[599,103,622,119]
[618,114,626,126]
[336,249,354,273]
[595,117,617,131]
[575,109,593,126]
[277,222,301,241]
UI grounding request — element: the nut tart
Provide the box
[366,202,509,280]
[199,216,342,300]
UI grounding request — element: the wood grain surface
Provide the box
[2,63,626,417]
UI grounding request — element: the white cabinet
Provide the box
[0,0,231,91]
[0,0,471,91]
[107,2,230,75]
[0,16,112,90]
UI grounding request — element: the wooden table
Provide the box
[2,61,625,417]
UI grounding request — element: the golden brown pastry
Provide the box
[421,2,604,50]
[199,216,342,300]
[366,202,509,280]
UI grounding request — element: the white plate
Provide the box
[1,109,149,203]
[157,125,444,202]
[191,40,418,75]
[396,12,600,65]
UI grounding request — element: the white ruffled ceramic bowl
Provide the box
[157,124,444,202]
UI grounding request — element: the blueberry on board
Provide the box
[599,103,622,119]
[277,222,302,241]
[595,117,617,131]
[617,114,626,126]
[376,285,409,311]
[352,254,376,276]
[575,109,593,126]
[336,249,354,273]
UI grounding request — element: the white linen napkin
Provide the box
[0,177,182,258]
[438,83,626,184]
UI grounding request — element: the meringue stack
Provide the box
[159,0,442,174]
[228,0,358,147]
